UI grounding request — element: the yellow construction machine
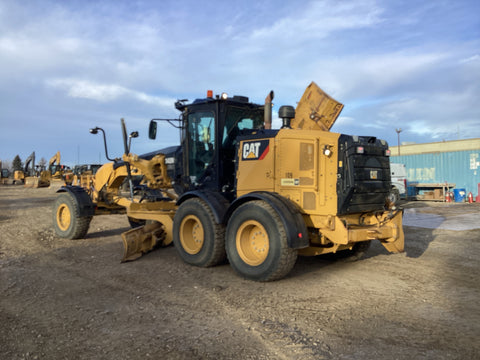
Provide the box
[49,151,63,180]
[71,163,102,188]
[13,170,24,184]
[14,152,50,188]
[52,82,404,281]
[0,160,10,184]
[48,151,74,185]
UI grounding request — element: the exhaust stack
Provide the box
[264,90,274,130]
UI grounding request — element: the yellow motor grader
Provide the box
[53,82,404,281]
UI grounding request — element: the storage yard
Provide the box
[1,185,479,359]
[390,138,480,200]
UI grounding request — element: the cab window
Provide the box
[187,111,215,180]
[222,106,264,148]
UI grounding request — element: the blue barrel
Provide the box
[453,189,466,202]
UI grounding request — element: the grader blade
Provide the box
[121,222,165,262]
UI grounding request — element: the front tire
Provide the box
[226,200,297,281]
[173,198,226,267]
[53,193,91,239]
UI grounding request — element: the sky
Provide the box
[0,0,479,167]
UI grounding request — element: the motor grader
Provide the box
[53,82,404,281]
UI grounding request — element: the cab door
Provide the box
[184,110,216,185]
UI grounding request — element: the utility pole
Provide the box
[396,128,402,156]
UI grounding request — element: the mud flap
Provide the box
[121,222,165,262]
[380,209,405,253]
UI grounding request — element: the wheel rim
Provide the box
[236,220,269,266]
[56,203,71,231]
[179,215,204,254]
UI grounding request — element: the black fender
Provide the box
[176,190,230,225]
[226,192,309,249]
[57,185,95,217]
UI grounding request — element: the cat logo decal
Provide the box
[242,140,269,161]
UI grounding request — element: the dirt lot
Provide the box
[1,185,479,360]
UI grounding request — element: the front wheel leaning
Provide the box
[53,193,91,239]
[226,200,297,282]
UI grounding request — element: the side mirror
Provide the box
[149,120,157,139]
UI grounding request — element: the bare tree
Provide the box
[38,157,47,171]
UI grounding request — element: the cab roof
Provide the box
[175,94,260,111]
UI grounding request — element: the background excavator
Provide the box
[13,152,50,188]
[48,151,74,185]
[52,82,404,281]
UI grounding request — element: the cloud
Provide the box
[46,79,128,102]
[248,0,383,42]
[305,50,448,102]
[459,54,480,64]
[45,78,175,106]
[0,0,479,164]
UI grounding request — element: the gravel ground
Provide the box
[1,185,479,359]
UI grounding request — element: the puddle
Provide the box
[403,208,480,231]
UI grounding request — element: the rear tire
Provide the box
[226,200,297,281]
[53,193,91,239]
[173,198,226,267]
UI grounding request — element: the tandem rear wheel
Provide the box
[226,200,298,282]
[172,197,299,281]
[173,198,226,267]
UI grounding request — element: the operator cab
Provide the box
[149,91,265,198]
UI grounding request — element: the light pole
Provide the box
[396,128,403,156]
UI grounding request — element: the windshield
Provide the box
[222,106,264,147]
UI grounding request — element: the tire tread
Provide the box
[226,200,297,282]
[53,193,91,239]
[173,198,226,267]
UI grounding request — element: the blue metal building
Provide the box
[390,138,480,198]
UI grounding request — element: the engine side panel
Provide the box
[235,130,277,196]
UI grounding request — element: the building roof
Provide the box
[390,138,480,156]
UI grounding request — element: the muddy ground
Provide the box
[0,185,479,359]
